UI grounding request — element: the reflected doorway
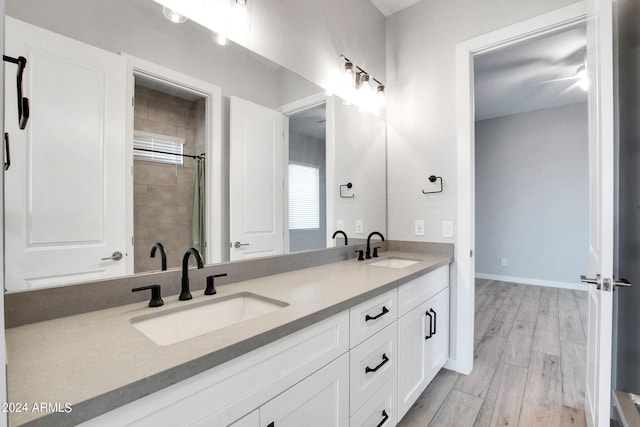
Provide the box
[287,103,327,253]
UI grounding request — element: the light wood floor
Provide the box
[398,279,588,427]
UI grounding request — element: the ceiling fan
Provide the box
[526,64,589,95]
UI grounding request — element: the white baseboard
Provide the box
[444,357,471,375]
[475,273,586,291]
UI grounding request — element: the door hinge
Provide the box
[470,250,473,257]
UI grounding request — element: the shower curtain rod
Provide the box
[134,147,206,159]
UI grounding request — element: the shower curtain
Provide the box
[192,158,206,259]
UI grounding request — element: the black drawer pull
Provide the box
[425,310,433,340]
[365,306,389,321]
[365,353,389,373]
[430,308,437,336]
[376,409,389,427]
[4,133,9,171]
[267,423,274,427]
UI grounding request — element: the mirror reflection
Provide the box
[3,0,386,292]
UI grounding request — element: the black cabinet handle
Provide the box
[267,423,274,427]
[430,308,437,336]
[365,306,389,321]
[376,409,389,427]
[365,353,389,373]
[425,310,433,340]
[4,133,10,171]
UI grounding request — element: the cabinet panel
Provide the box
[260,354,349,427]
[397,266,448,316]
[425,287,449,385]
[349,323,397,414]
[397,299,429,419]
[350,376,397,427]
[349,289,397,348]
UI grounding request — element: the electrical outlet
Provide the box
[336,220,344,230]
[501,258,507,267]
[414,220,425,236]
[355,220,363,234]
[442,221,453,238]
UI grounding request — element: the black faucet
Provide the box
[150,242,167,271]
[366,231,385,259]
[332,230,348,246]
[180,248,204,301]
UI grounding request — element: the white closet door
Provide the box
[229,96,284,261]
[4,17,128,291]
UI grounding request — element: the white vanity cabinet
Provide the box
[397,266,450,421]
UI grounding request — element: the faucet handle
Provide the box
[132,285,163,307]
[355,250,365,261]
[373,247,381,258]
[205,273,228,295]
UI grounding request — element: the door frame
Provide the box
[454,2,586,375]
[124,55,223,268]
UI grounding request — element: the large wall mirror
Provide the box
[3,0,386,292]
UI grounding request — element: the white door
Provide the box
[229,96,284,261]
[583,0,615,425]
[4,18,128,291]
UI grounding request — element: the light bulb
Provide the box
[162,6,188,23]
[213,32,228,46]
[577,65,588,91]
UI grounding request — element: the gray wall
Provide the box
[475,102,588,284]
[614,0,640,396]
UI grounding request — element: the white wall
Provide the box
[475,103,588,285]
[385,0,579,243]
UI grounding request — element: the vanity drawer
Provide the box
[350,288,397,348]
[350,376,397,427]
[349,323,397,414]
[397,266,448,316]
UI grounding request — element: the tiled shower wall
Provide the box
[133,84,206,272]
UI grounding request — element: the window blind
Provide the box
[288,163,320,230]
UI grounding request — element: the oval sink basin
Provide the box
[130,292,288,346]
[367,257,420,269]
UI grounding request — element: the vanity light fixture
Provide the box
[162,6,188,23]
[339,54,385,113]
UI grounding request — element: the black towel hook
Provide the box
[422,175,443,194]
[3,55,29,130]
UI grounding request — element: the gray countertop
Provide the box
[6,250,451,426]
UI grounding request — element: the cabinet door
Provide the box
[397,299,429,419]
[424,287,449,385]
[229,410,259,427]
[260,354,349,427]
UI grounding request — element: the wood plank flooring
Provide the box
[398,279,588,427]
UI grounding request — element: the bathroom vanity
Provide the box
[5,245,452,426]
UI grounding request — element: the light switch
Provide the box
[442,221,453,238]
[355,220,363,234]
[415,220,425,236]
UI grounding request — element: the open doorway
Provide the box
[473,24,588,289]
[286,103,327,253]
[132,76,207,273]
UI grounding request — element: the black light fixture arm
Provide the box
[3,55,29,130]
[422,175,443,194]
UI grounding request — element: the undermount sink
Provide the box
[130,292,288,346]
[366,257,421,269]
